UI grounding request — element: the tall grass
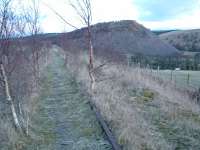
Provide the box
[65,49,200,150]
[0,46,50,149]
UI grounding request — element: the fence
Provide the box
[150,69,200,90]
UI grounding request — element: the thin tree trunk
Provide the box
[26,114,29,136]
[0,63,22,132]
[36,50,40,77]
[87,25,95,90]
[88,25,94,69]
[89,69,95,91]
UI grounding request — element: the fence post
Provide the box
[197,88,200,103]
[187,73,190,86]
[174,74,177,88]
[170,70,173,81]
[126,54,131,67]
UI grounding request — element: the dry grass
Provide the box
[65,49,200,150]
[1,45,199,149]
[0,46,50,149]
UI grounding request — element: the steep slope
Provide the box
[57,21,179,59]
[10,20,179,61]
[160,29,200,52]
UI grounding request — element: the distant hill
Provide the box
[160,29,200,52]
[11,20,179,61]
[153,30,179,35]
[54,20,179,60]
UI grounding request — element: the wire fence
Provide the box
[150,69,200,90]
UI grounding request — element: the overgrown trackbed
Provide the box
[27,50,112,150]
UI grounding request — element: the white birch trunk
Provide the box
[0,63,22,132]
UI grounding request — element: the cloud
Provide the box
[139,0,200,30]
[134,0,200,21]
[40,0,200,32]
[140,8,200,30]
[92,0,138,23]
[40,0,80,32]
[40,0,139,32]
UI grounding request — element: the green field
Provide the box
[154,70,200,89]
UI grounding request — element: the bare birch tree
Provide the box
[0,0,22,132]
[19,0,42,135]
[43,0,96,89]
[26,0,41,83]
[69,0,95,90]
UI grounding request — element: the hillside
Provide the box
[1,21,200,149]
[16,20,179,61]
[57,20,179,59]
[160,29,200,52]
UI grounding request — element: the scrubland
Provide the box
[0,45,49,149]
[1,45,200,150]
[65,48,200,150]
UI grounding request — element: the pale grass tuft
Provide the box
[65,49,200,150]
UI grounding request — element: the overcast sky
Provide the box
[40,0,200,33]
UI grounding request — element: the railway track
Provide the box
[24,50,121,149]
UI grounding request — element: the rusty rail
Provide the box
[89,101,122,150]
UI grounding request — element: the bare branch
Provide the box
[89,62,110,74]
[69,0,95,90]
[42,1,78,30]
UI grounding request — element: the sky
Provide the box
[40,0,200,33]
